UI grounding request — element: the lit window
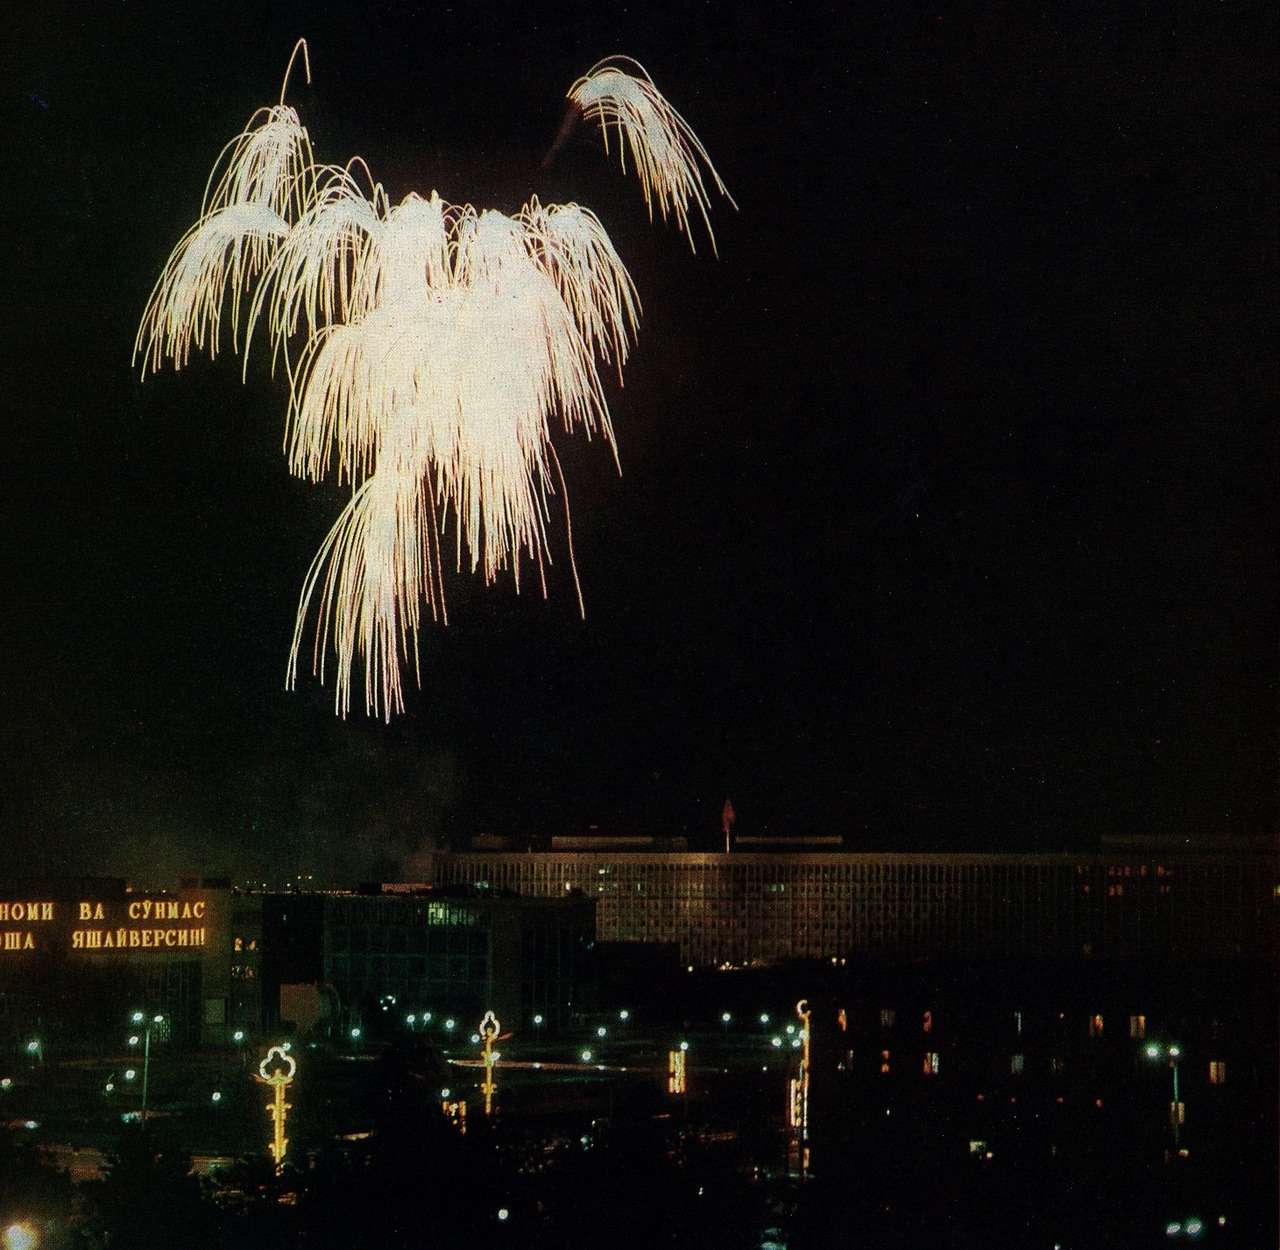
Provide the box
[1209,1061,1226,1085]
[922,1010,932,1034]
[1051,1057,1064,1074]
[1128,1014,1146,1039]
[1010,1053,1024,1076]
[880,1049,890,1075]
[234,937,243,952]
[923,1052,940,1075]
[880,1009,895,1028]
[1088,1014,1104,1038]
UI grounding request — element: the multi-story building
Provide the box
[0,876,233,1049]
[425,848,1278,966]
[258,884,595,1035]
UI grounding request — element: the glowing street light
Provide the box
[4,1222,37,1250]
[1145,1042,1185,1148]
[128,1013,166,1121]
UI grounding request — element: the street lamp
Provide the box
[1144,1042,1184,1148]
[24,1041,42,1067]
[128,1014,166,1122]
[4,1223,37,1250]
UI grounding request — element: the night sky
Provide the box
[1,2,1274,884]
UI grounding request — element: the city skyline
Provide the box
[2,2,1274,885]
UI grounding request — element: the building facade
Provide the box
[0,877,233,1049]
[258,885,595,1035]
[426,851,1279,966]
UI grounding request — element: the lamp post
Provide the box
[256,1045,297,1170]
[790,1000,812,1180]
[478,1010,504,1118]
[129,1013,166,1123]
[1144,1042,1183,1148]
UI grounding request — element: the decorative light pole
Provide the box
[256,1045,297,1169]
[478,1011,502,1118]
[1144,1042,1184,1148]
[667,1047,687,1095]
[789,999,812,1179]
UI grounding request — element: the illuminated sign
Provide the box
[71,927,206,950]
[0,903,55,923]
[0,896,212,957]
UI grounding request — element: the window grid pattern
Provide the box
[427,853,1278,967]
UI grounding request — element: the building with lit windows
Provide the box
[258,884,595,1036]
[424,848,1278,967]
[0,876,233,1049]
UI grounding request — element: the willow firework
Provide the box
[135,41,732,718]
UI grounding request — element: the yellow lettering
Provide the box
[41,903,52,921]
[178,929,189,947]
[4,932,19,951]
[72,930,84,949]
[141,930,152,948]
[23,933,33,950]
[117,927,128,947]
[88,930,102,949]
[193,901,206,919]
[128,930,140,948]
[194,927,205,946]
[79,904,91,920]
[0,906,8,923]
[128,902,141,920]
